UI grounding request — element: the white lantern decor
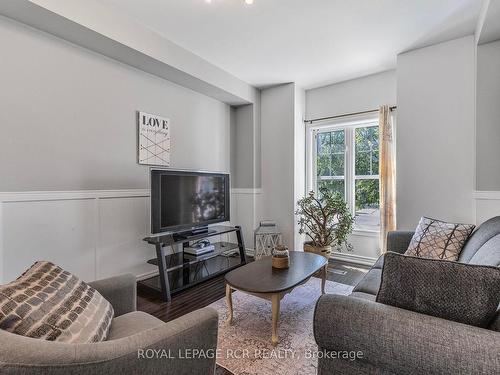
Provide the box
[254,221,282,260]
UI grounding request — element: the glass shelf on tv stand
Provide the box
[146,241,240,272]
[143,225,240,246]
[139,250,244,296]
[142,225,247,301]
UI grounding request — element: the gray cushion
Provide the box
[372,254,385,269]
[489,310,500,332]
[107,311,164,340]
[467,234,500,267]
[386,231,415,254]
[352,268,381,296]
[459,216,500,263]
[350,292,376,301]
[314,294,500,375]
[0,307,219,375]
[88,274,137,317]
[376,252,500,328]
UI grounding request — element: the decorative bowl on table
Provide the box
[272,245,290,269]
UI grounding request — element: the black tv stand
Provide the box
[142,225,246,302]
[172,226,216,241]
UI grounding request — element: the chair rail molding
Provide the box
[0,189,150,203]
[473,190,500,200]
[0,188,261,202]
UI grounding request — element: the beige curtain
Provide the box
[379,105,396,253]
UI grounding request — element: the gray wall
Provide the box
[260,83,296,248]
[230,104,255,189]
[396,36,475,229]
[476,39,500,190]
[0,0,258,105]
[305,71,396,260]
[252,95,262,189]
[293,86,306,251]
[306,70,397,119]
[0,16,231,191]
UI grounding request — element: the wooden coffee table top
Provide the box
[225,251,327,294]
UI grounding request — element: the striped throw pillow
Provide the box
[0,261,114,343]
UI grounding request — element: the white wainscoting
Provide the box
[0,189,261,284]
[0,189,157,284]
[230,188,262,254]
[474,191,500,225]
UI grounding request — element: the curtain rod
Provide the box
[304,106,397,124]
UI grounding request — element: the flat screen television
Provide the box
[150,169,230,235]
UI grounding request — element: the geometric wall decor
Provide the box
[138,111,171,166]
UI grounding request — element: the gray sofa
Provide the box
[0,274,219,374]
[314,216,500,374]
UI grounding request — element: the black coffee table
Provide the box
[224,251,328,345]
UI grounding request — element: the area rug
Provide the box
[209,278,353,375]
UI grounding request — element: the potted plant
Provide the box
[295,188,354,258]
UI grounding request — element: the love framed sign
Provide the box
[138,111,171,166]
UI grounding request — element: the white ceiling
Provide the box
[99,0,483,89]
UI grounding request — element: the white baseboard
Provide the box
[330,251,377,267]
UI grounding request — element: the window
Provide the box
[310,118,380,232]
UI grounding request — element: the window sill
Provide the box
[352,229,379,237]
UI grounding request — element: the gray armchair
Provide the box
[0,274,219,375]
[314,216,500,374]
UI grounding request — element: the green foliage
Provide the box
[295,188,354,249]
[355,126,379,176]
[354,126,379,210]
[355,179,379,210]
[316,130,344,177]
[316,126,380,211]
[318,180,344,199]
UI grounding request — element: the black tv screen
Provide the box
[150,170,230,234]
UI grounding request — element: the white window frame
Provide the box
[306,114,380,235]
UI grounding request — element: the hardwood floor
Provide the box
[137,259,369,323]
[137,259,369,375]
[326,259,370,286]
[137,273,228,323]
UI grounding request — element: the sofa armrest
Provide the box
[88,274,136,316]
[0,307,219,375]
[386,230,414,254]
[314,295,500,374]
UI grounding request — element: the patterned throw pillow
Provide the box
[405,217,475,261]
[0,261,114,343]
